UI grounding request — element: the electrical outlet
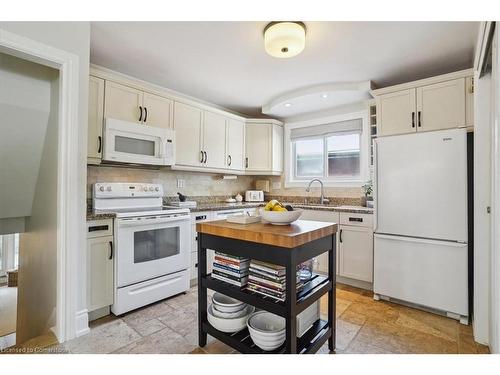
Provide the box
[272,181,281,190]
[177,179,185,188]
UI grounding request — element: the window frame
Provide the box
[284,110,370,188]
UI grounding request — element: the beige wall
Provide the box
[87,166,256,199]
[16,64,59,344]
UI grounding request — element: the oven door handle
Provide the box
[117,215,189,227]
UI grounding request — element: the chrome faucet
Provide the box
[305,179,329,205]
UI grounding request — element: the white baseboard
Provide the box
[75,309,90,338]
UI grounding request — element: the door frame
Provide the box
[491,24,500,355]
[0,29,82,342]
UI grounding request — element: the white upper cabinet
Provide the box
[372,70,473,138]
[416,78,465,132]
[225,118,245,171]
[88,67,284,174]
[142,92,173,130]
[376,89,416,137]
[245,120,283,175]
[202,111,227,169]
[87,76,105,164]
[104,81,173,129]
[173,101,203,167]
[104,81,143,123]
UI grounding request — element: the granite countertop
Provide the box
[87,211,116,221]
[191,202,373,214]
[87,202,373,221]
[189,202,263,212]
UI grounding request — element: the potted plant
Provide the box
[361,180,373,207]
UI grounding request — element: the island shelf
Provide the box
[196,219,338,354]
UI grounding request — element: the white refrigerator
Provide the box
[373,128,468,322]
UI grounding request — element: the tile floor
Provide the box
[41,284,490,354]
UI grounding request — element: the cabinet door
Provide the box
[465,76,474,128]
[339,225,373,282]
[202,111,227,169]
[416,78,466,132]
[104,81,143,123]
[376,89,416,137]
[143,92,173,129]
[300,210,340,275]
[173,101,203,166]
[87,236,114,311]
[272,124,284,173]
[226,118,245,170]
[245,122,272,171]
[87,76,105,163]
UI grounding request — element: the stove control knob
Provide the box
[143,186,148,192]
[149,187,154,191]
[106,186,112,192]
[99,186,105,192]
[155,187,159,192]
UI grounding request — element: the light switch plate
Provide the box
[177,179,185,188]
[272,181,281,190]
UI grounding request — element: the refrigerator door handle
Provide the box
[374,233,467,247]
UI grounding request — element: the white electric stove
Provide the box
[93,182,191,315]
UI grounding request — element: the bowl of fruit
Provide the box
[260,200,302,225]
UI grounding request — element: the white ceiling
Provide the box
[90,22,479,118]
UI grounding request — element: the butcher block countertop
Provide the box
[196,219,337,248]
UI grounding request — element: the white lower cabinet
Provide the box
[338,212,374,285]
[338,225,373,282]
[86,220,114,318]
[190,211,215,284]
[300,210,374,289]
[300,210,340,275]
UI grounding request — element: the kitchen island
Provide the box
[196,219,337,354]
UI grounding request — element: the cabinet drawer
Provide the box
[340,212,373,228]
[87,219,113,238]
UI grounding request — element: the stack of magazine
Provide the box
[247,260,303,302]
[211,252,250,288]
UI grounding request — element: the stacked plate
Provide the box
[247,311,286,351]
[207,292,254,333]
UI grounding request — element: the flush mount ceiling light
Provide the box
[264,22,306,58]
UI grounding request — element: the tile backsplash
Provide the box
[87,165,255,199]
[87,166,364,204]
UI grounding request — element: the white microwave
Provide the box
[103,118,175,166]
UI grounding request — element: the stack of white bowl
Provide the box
[207,292,254,333]
[247,311,286,351]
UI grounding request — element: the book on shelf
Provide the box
[249,260,286,276]
[211,273,248,288]
[215,252,249,261]
[214,256,250,268]
[212,269,249,283]
[213,263,249,277]
[248,267,286,283]
[248,275,285,291]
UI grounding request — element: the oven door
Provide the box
[103,118,167,165]
[115,214,190,288]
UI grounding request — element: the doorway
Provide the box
[0,28,82,347]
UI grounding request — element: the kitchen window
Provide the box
[289,117,365,184]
